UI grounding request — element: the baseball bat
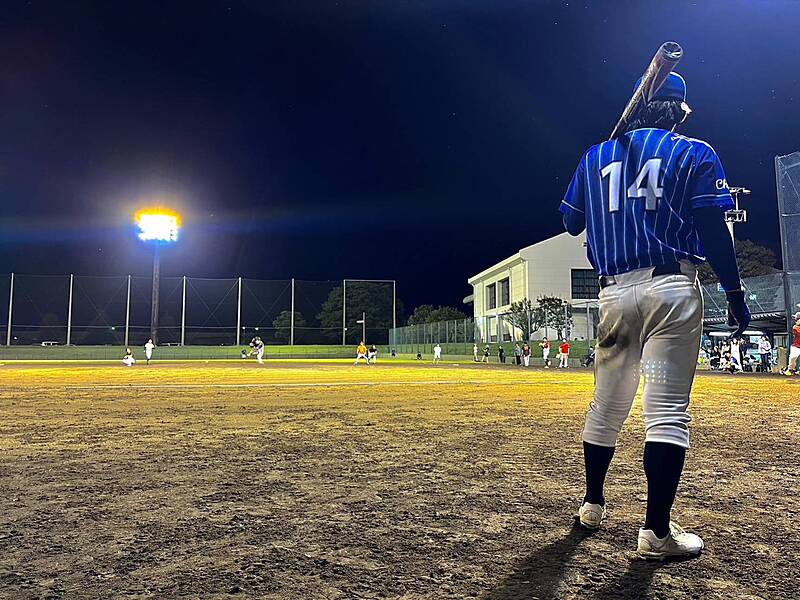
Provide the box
[609,41,683,139]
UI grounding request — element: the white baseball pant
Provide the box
[582,262,703,450]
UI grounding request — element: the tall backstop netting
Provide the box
[1,275,396,347]
[776,152,800,325]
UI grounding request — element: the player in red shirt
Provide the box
[783,314,800,376]
[559,340,570,368]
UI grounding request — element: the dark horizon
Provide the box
[2,1,798,311]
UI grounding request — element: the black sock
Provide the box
[643,441,686,539]
[583,441,615,506]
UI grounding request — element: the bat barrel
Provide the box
[659,41,683,64]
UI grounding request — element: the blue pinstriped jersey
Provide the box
[559,128,734,276]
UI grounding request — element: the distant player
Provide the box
[250,336,265,364]
[540,338,551,368]
[481,345,490,363]
[433,343,442,364]
[368,344,378,364]
[783,314,800,375]
[522,342,531,367]
[122,347,135,367]
[355,341,369,365]
[558,339,570,368]
[144,338,155,365]
[560,71,749,559]
[473,343,479,362]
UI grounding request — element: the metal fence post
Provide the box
[236,277,242,346]
[6,273,14,346]
[342,279,347,346]
[124,275,131,347]
[181,275,187,346]
[66,274,74,345]
[290,278,295,346]
[392,280,396,349]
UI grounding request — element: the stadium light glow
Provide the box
[136,209,181,242]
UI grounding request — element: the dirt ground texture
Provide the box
[0,361,798,599]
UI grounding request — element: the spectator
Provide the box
[514,343,522,366]
[559,339,570,368]
[583,346,595,368]
[708,346,721,370]
[720,351,742,374]
[729,337,742,370]
[757,336,772,373]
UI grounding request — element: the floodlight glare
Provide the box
[136,210,180,242]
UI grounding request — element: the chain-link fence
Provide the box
[777,152,800,325]
[1,274,397,347]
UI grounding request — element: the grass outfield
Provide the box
[0,362,798,599]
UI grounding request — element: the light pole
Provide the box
[136,209,181,345]
[725,187,750,239]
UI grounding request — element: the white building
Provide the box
[466,231,597,343]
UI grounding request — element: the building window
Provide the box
[571,269,600,299]
[498,278,510,306]
[486,283,497,309]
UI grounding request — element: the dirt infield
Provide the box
[0,362,798,599]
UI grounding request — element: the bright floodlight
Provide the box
[136,210,180,242]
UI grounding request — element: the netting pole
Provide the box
[150,244,160,344]
[180,275,187,346]
[342,279,347,346]
[66,274,74,346]
[290,278,295,346]
[392,280,396,350]
[6,273,14,346]
[236,277,242,346]
[586,303,591,340]
[124,275,131,347]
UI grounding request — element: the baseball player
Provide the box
[250,336,265,364]
[558,339,570,368]
[433,343,442,364]
[540,338,551,368]
[368,344,378,364]
[144,338,155,365]
[122,347,136,367]
[561,72,750,559]
[473,343,479,362]
[354,341,369,365]
[783,314,800,375]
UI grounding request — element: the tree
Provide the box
[698,239,779,283]
[408,304,468,325]
[503,298,541,341]
[272,310,307,344]
[317,283,404,344]
[537,296,573,339]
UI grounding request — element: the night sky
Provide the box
[2,0,799,311]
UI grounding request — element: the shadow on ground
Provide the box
[485,522,668,600]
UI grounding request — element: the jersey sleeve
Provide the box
[688,144,734,210]
[560,154,587,216]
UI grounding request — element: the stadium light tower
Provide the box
[136,209,181,344]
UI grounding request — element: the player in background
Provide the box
[433,343,442,364]
[540,338,551,368]
[522,342,531,367]
[558,339,570,368]
[481,345,490,363]
[560,72,750,559]
[144,338,155,365]
[368,344,378,364]
[473,343,479,362]
[354,341,369,365]
[782,314,800,375]
[122,347,136,367]
[250,336,265,364]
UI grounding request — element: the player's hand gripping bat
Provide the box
[609,41,683,139]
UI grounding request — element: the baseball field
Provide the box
[1,360,798,599]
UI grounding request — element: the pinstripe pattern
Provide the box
[560,128,734,276]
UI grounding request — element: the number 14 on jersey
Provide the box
[600,158,663,212]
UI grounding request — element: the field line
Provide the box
[53,379,569,390]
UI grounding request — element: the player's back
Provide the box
[562,128,733,276]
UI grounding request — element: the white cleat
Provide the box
[576,502,606,530]
[638,522,704,560]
